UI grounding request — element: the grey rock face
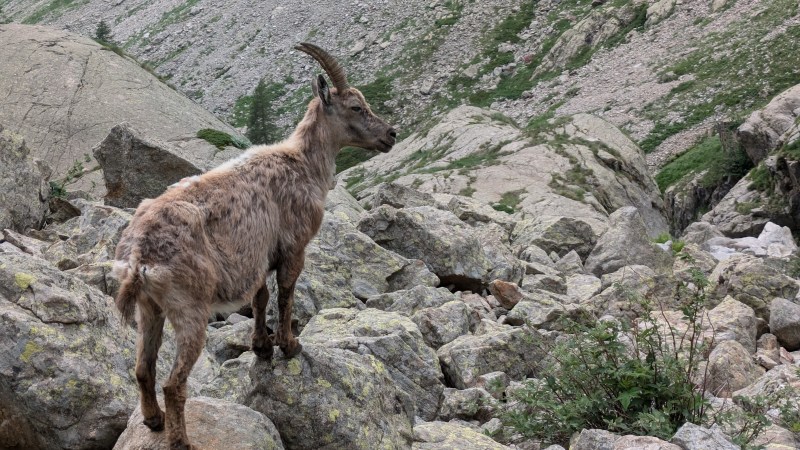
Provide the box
[411,300,472,349]
[710,255,799,320]
[512,216,598,260]
[571,429,619,450]
[769,298,800,351]
[0,24,245,196]
[0,252,137,450]
[437,326,551,389]
[113,396,284,450]
[300,308,444,421]
[0,126,50,233]
[245,345,414,450]
[365,285,458,316]
[358,205,523,291]
[412,421,511,450]
[670,422,738,450]
[706,340,764,398]
[737,83,800,165]
[708,296,758,353]
[584,206,673,277]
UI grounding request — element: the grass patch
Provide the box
[336,147,375,173]
[358,74,394,118]
[492,189,525,214]
[197,129,249,151]
[22,0,87,24]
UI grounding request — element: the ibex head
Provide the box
[295,42,397,153]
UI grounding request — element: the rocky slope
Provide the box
[3,0,798,172]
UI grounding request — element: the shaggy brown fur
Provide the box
[112,43,395,450]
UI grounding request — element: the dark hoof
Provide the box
[252,334,274,360]
[142,410,165,432]
[280,340,303,358]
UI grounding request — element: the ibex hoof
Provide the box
[142,410,165,432]
[252,334,274,360]
[281,339,303,358]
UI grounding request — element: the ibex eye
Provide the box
[351,106,363,112]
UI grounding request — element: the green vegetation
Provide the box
[22,0,87,24]
[336,147,374,173]
[655,133,753,193]
[95,20,111,44]
[49,154,97,198]
[492,189,525,214]
[640,0,800,153]
[358,74,394,118]
[196,129,249,151]
[246,79,286,145]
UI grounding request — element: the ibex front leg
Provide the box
[275,251,304,358]
[251,285,274,360]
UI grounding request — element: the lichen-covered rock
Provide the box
[512,216,598,260]
[732,364,800,404]
[300,308,444,421]
[113,396,284,450]
[614,435,681,450]
[670,422,738,450]
[365,285,459,316]
[706,340,765,397]
[437,387,497,422]
[0,252,137,449]
[206,319,254,364]
[364,182,436,210]
[584,207,673,277]
[506,289,588,329]
[324,184,366,224]
[0,126,50,233]
[282,214,437,326]
[571,428,619,450]
[245,345,414,450]
[751,424,800,450]
[437,326,551,389]
[737,83,800,165]
[412,421,510,450]
[769,298,800,351]
[710,254,799,320]
[708,296,758,353]
[646,0,675,26]
[566,273,602,302]
[358,205,523,290]
[412,300,472,349]
[588,265,675,320]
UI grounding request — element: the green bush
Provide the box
[246,78,285,145]
[503,271,712,445]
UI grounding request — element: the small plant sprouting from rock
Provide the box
[95,20,112,44]
[49,154,98,198]
[196,129,249,151]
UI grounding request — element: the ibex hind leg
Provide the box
[276,252,304,358]
[135,298,166,431]
[162,295,209,450]
[251,284,274,360]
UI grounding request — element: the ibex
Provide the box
[112,43,396,449]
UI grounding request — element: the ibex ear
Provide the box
[312,74,331,106]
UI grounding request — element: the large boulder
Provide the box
[244,345,414,450]
[358,205,523,291]
[769,298,800,351]
[710,255,799,320]
[300,308,444,421]
[412,421,510,450]
[0,252,137,449]
[670,423,738,450]
[113,396,284,450]
[437,326,551,389]
[584,206,673,277]
[737,83,800,165]
[705,340,764,397]
[365,286,459,316]
[0,24,246,196]
[0,126,50,233]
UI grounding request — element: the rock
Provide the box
[365,182,436,210]
[589,265,675,320]
[437,387,496,422]
[571,429,619,450]
[206,319,254,364]
[733,364,800,405]
[65,262,121,296]
[681,221,725,246]
[0,252,137,449]
[324,184,366,224]
[199,351,255,404]
[513,216,598,260]
[769,298,800,350]
[283,214,437,326]
[358,205,523,291]
[507,290,589,329]
[706,340,764,397]
[701,176,771,238]
[488,280,524,309]
[756,333,781,369]
[566,273,603,302]
[710,0,731,12]
[1,229,49,259]
[113,396,284,450]
[437,326,551,389]
[300,308,444,421]
[0,24,244,196]
[737,83,800,165]
[0,126,50,233]
[670,422,738,450]
[245,345,414,450]
[646,0,675,27]
[475,371,510,400]
[584,206,673,277]
[710,255,798,320]
[411,300,472,349]
[614,436,681,449]
[522,273,567,294]
[707,296,757,353]
[750,424,800,450]
[555,250,584,275]
[365,285,458,316]
[673,243,717,283]
[412,421,511,450]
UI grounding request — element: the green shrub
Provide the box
[336,147,374,173]
[246,78,285,145]
[503,271,713,445]
[197,129,249,150]
[95,20,112,44]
